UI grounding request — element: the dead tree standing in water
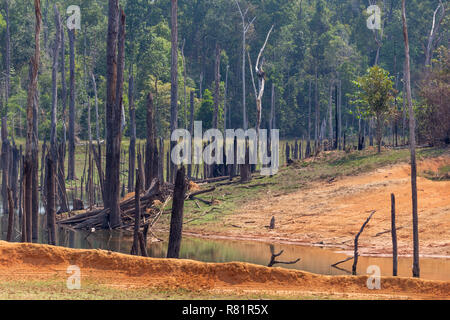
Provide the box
[402,0,420,278]
[167,166,187,259]
[24,0,41,243]
[104,1,125,228]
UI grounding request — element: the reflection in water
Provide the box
[1,214,449,281]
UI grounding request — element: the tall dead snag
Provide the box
[24,0,41,243]
[50,4,61,164]
[61,18,67,146]
[2,118,10,216]
[328,79,334,148]
[213,43,221,130]
[6,188,14,241]
[305,80,312,158]
[352,211,376,275]
[391,194,398,276]
[402,0,420,278]
[145,92,157,190]
[188,91,195,178]
[105,1,125,228]
[46,157,56,245]
[167,166,187,259]
[314,68,319,153]
[131,169,141,256]
[234,0,255,130]
[67,27,76,180]
[169,0,179,184]
[253,25,274,141]
[128,66,136,192]
[425,1,446,68]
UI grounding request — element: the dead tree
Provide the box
[188,91,195,178]
[169,0,179,183]
[167,166,187,259]
[425,1,446,67]
[250,25,274,141]
[268,245,301,267]
[6,188,14,242]
[352,211,376,275]
[213,43,221,130]
[67,27,76,180]
[46,156,56,245]
[328,79,334,147]
[131,169,141,256]
[104,1,125,228]
[305,79,312,158]
[402,0,420,278]
[128,66,136,192]
[50,4,61,167]
[391,194,398,276]
[2,118,10,217]
[24,0,41,243]
[181,39,188,129]
[145,92,157,190]
[234,0,255,130]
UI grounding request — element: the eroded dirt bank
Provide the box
[0,241,449,300]
[184,155,450,257]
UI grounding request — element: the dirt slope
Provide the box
[0,241,448,300]
[188,155,450,257]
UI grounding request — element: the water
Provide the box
[1,214,449,281]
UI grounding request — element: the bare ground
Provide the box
[182,154,450,258]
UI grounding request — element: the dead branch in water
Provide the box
[352,211,376,275]
[268,245,301,267]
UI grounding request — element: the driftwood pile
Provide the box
[57,179,172,230]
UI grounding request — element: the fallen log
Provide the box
[58,178,169,230]
[187,187,216,199]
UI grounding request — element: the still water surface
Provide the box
[1,214,449,281]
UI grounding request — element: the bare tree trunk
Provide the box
[213,43,221,130]
[24,0,41,243]
[169,0,179,184]
[328,79,334,148]
[4,0,10,97]
[6,188,14,241]
[306,80,312,158]
[425,2,445,67]
[314,68,319,153]
[181,39,188,129]
[2,119,10,217]
[167,166,186,259]
[67,28,76,180]
[224,65,229,132]
[61,22,67,148]
[46,156,56,245]
[105,0,123,228]
[402,0,420,278]
[391,193,398,276]
[128,66,136,192]
[50,4,61,163]
[338,80,342,150]
[188,91,195,178]
[145,93,156,190]
[131,169,141,256]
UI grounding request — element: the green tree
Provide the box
[352,66,396,153]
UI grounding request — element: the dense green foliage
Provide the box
[0,0,448,142]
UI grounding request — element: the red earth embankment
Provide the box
[0,241,448,299]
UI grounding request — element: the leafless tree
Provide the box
[402,0,420,278]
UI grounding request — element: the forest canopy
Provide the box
[0,0,448,145]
